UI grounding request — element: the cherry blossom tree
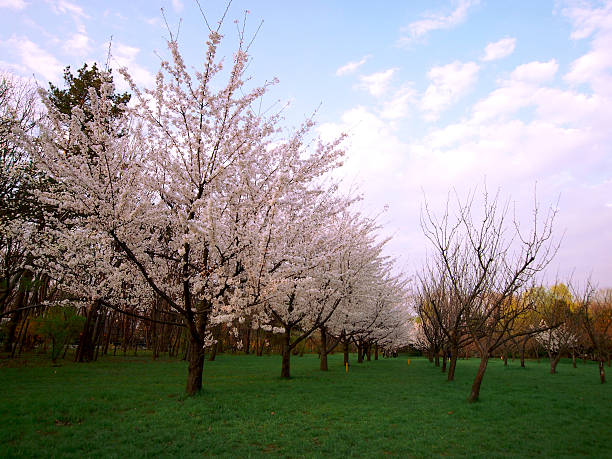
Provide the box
[34,18,345,394]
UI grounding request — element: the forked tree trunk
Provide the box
[186,333,205,395]
[76,299,100,362]
[319,326,328,371]
[468,356,489,403]
[281,327,292,378]
[599,359,606,384]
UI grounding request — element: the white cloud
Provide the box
[481,37,516,61]
[0,35,63,82]
[510,59,558,83]
[355,68,397,97]
[109,41,155,90]
[46,0,87,19]
[0,0,27,9]
[421,61,479,121]
[63,25,91,56]
[399,0,479,46]
[563,3,612,95]
[335,55,370,77]
[563,1,612,40]
[380,85,416,120]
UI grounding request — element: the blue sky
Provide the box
[1,0,611,286]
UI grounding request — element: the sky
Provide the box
[1,0,611,287]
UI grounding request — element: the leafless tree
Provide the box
[421,187,558,402]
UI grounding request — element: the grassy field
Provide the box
[1,352,611,458]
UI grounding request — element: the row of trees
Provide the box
[0,21,410,394]
[412,191,611,402]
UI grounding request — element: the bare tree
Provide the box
[421,187,557,402]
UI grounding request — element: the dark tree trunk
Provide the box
[441,350,447,373]
[503,350,508,366]
[343,338,349,365]
[208,341,217,361]
[434,351,440,367]
[520,338,527,368]
[244,326,251,355]
[572,349,576,368]
[374,344,379,360]
[281,327,292,378]
[357,341,364,363]
[75,300,100,363]
[549,353,561,374]
[319,326,328,371]
[468,356,489,403]
[366,343,371,361]
[185,333,205,395]
[3,280,28,353]
[599,359,606,384]
[447,346,458,381]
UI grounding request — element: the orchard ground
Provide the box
[1,353,610,457]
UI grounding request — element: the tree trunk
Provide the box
[520,338,527,368]
[208,341,217,361]
[599,359,606,384]
[374,344,379,360]
[281,328,292,378]
[441,350,447,373]
[572,349,576,368]
[244,326,251,355]
[75,300,100,363]
[185,333,205,395]
[319,327,328,371]
[503,350,508,366]
[434,351,440,367]
[550,353,561,374]
[343,338,349,365]
[468,356,489,403]
[447,347,458,382]
[357,342,363,363]
[366,343,371,361]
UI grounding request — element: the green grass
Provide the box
[0,353,610,458]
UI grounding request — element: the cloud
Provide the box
[421,61,479,121]
[355,68,397,97]
[563,1,612,40]
[0,0,27,9]
[510,59,558,83]
[109,41,155,90]
[380,85,417,120]
[399,0,479,46]
[63,25,91,57]
[481,37,516,61]
[45,0,87,19]
[0,35,63,82]
[563,2,612,95]
[335,55,371,77]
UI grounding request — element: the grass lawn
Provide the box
[0,352,610,457]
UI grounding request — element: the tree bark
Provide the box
[319,326,328,371]
[281,327,292,378]
[374,344,378,360]
[599,359,606,384]
[468,356,489,403]
[572,349,576,368]
[343,338,349,365]
[441,350,447,373]
[549,353,561,374]
[185,333,205,395]
[447,346,458,381]
[357,341,364,363]
[75,300,100,362]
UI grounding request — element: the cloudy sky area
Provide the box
[1,0,611,286]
